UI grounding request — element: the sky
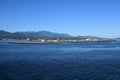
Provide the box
[0,0,120,38]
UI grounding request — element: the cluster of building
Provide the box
[26,38,115,43]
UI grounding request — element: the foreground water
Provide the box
[0,41,120,80]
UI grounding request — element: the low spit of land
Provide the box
[10,38,116,44]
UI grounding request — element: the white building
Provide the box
[26,38,32,41]
[38,39,46,43]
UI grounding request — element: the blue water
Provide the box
[0,41,120,80]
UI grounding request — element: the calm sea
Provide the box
[0,40,120,80]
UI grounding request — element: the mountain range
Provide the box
[0,30,101,39]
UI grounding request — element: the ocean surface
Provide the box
[0,40,120,80]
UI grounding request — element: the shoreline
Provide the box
[9,40,116,44]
